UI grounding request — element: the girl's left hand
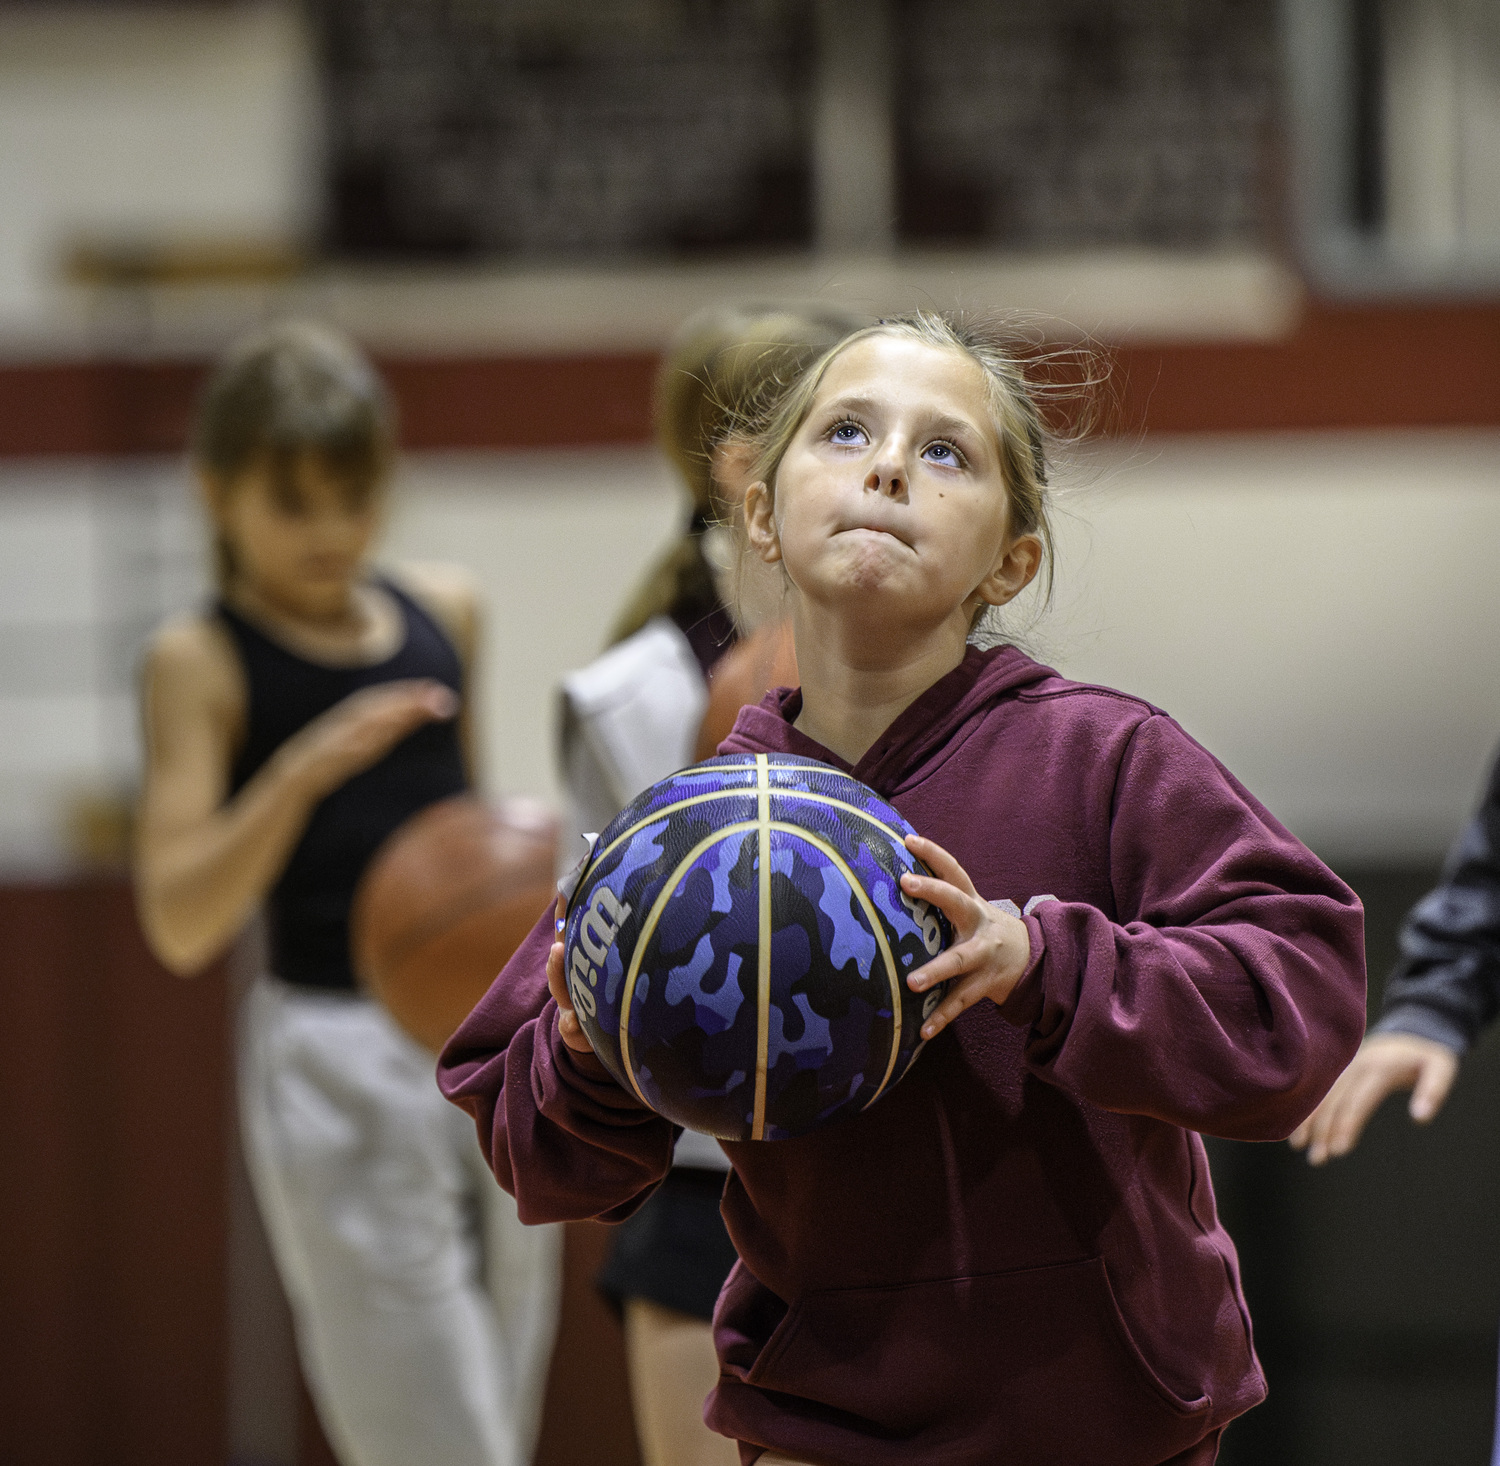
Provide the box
[901,833,1032,1040]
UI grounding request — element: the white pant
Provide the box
[238,976,561,1466]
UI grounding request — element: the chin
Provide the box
[826,535,908,581]
[287,582,352,615]
[812,575,910,620]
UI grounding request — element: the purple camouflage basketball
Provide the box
[561,753,952,1141]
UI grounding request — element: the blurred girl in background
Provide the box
[133,322,558,1466]
[557,303,860,1466]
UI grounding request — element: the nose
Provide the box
[864,461,906,500]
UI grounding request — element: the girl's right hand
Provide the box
[1289,1032,1460,1165]
[545,893,596,1054]
[278,678,458,801]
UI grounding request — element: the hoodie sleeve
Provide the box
[1370,746,1500,1054]
[999,712,1367,1141]
[437,908,677,1223]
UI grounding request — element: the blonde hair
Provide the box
[608,303,865,648]
[191,321,395,587]
[746,310,1101,629]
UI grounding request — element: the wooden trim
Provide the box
[1,301,1497,458]
[1110,300,1500,435]
[384,354,657,451]
[0,354,658,458]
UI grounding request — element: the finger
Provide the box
[904,833,979,899]
[545,941,570,1009]
[414,681,459,719]
[919,972,989,1040]
[1296,1085,1344,1163]
[1302,1100,1346,1166]
[1298,1046,1407,1164]
[385,680,459,724]
[899,870,979,938]
[1322,1066,1402,1159]
[1298,1071,1362,1165]
[905,931,988,991]
[361,679,459,723]
[353,687,458,755]
[1410,1052,1458,1123]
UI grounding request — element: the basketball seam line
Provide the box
[617,820,762,1112]
[588,782,912,878]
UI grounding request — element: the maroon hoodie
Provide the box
[439,646,1366,1466]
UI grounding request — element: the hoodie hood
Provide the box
[720,642,1058,797]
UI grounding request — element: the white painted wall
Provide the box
[0,459,210,869]
[382,449,685,802]
[2,432,1495,872]
[0,1,320,331]
[1041,432,1500,862]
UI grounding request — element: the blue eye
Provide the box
[924,441,962,467]
[830,420,867,445]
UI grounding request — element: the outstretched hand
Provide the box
[280,678,458,801]
[1289,1032,1460,1165]
[900,833,1032,1041]
[546,893,596,1054]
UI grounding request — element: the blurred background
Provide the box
[0,1,1497,1463]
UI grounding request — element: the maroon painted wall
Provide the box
[2,300,1498,459]
[0,881,230,1466]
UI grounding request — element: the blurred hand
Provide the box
[1289,1032,1460,1165]
[279,679,456,801]
[546,892,595,1054]
[900,833,1032,1041]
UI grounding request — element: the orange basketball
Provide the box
[351,794,559,1053]
[694,618,799,761]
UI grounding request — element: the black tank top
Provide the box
[219,579,469,990]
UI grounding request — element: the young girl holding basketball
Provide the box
[440,312,1367,1465]
[134,322,559,1466]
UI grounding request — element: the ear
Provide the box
[742,481,782,565]
[975,532,1042,608]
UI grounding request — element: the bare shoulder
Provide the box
[139,614,245,836]
[143,613,244,720]
[391,560,483,655]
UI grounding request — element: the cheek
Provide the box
[952,491,1011,561]
[220,502,273,569]
[772,470,837,543]
[771,497,821,570]
[240,507,314,576]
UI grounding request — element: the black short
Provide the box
[595,1167,739,1322]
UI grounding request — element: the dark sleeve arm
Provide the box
[1372,749,1500,1054]
[437,908,677,1223]
[998,714,1368,1142]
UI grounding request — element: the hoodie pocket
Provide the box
[745,1256,1210,1466]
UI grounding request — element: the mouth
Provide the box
[301,556,355,580]
[839,523,913,551]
